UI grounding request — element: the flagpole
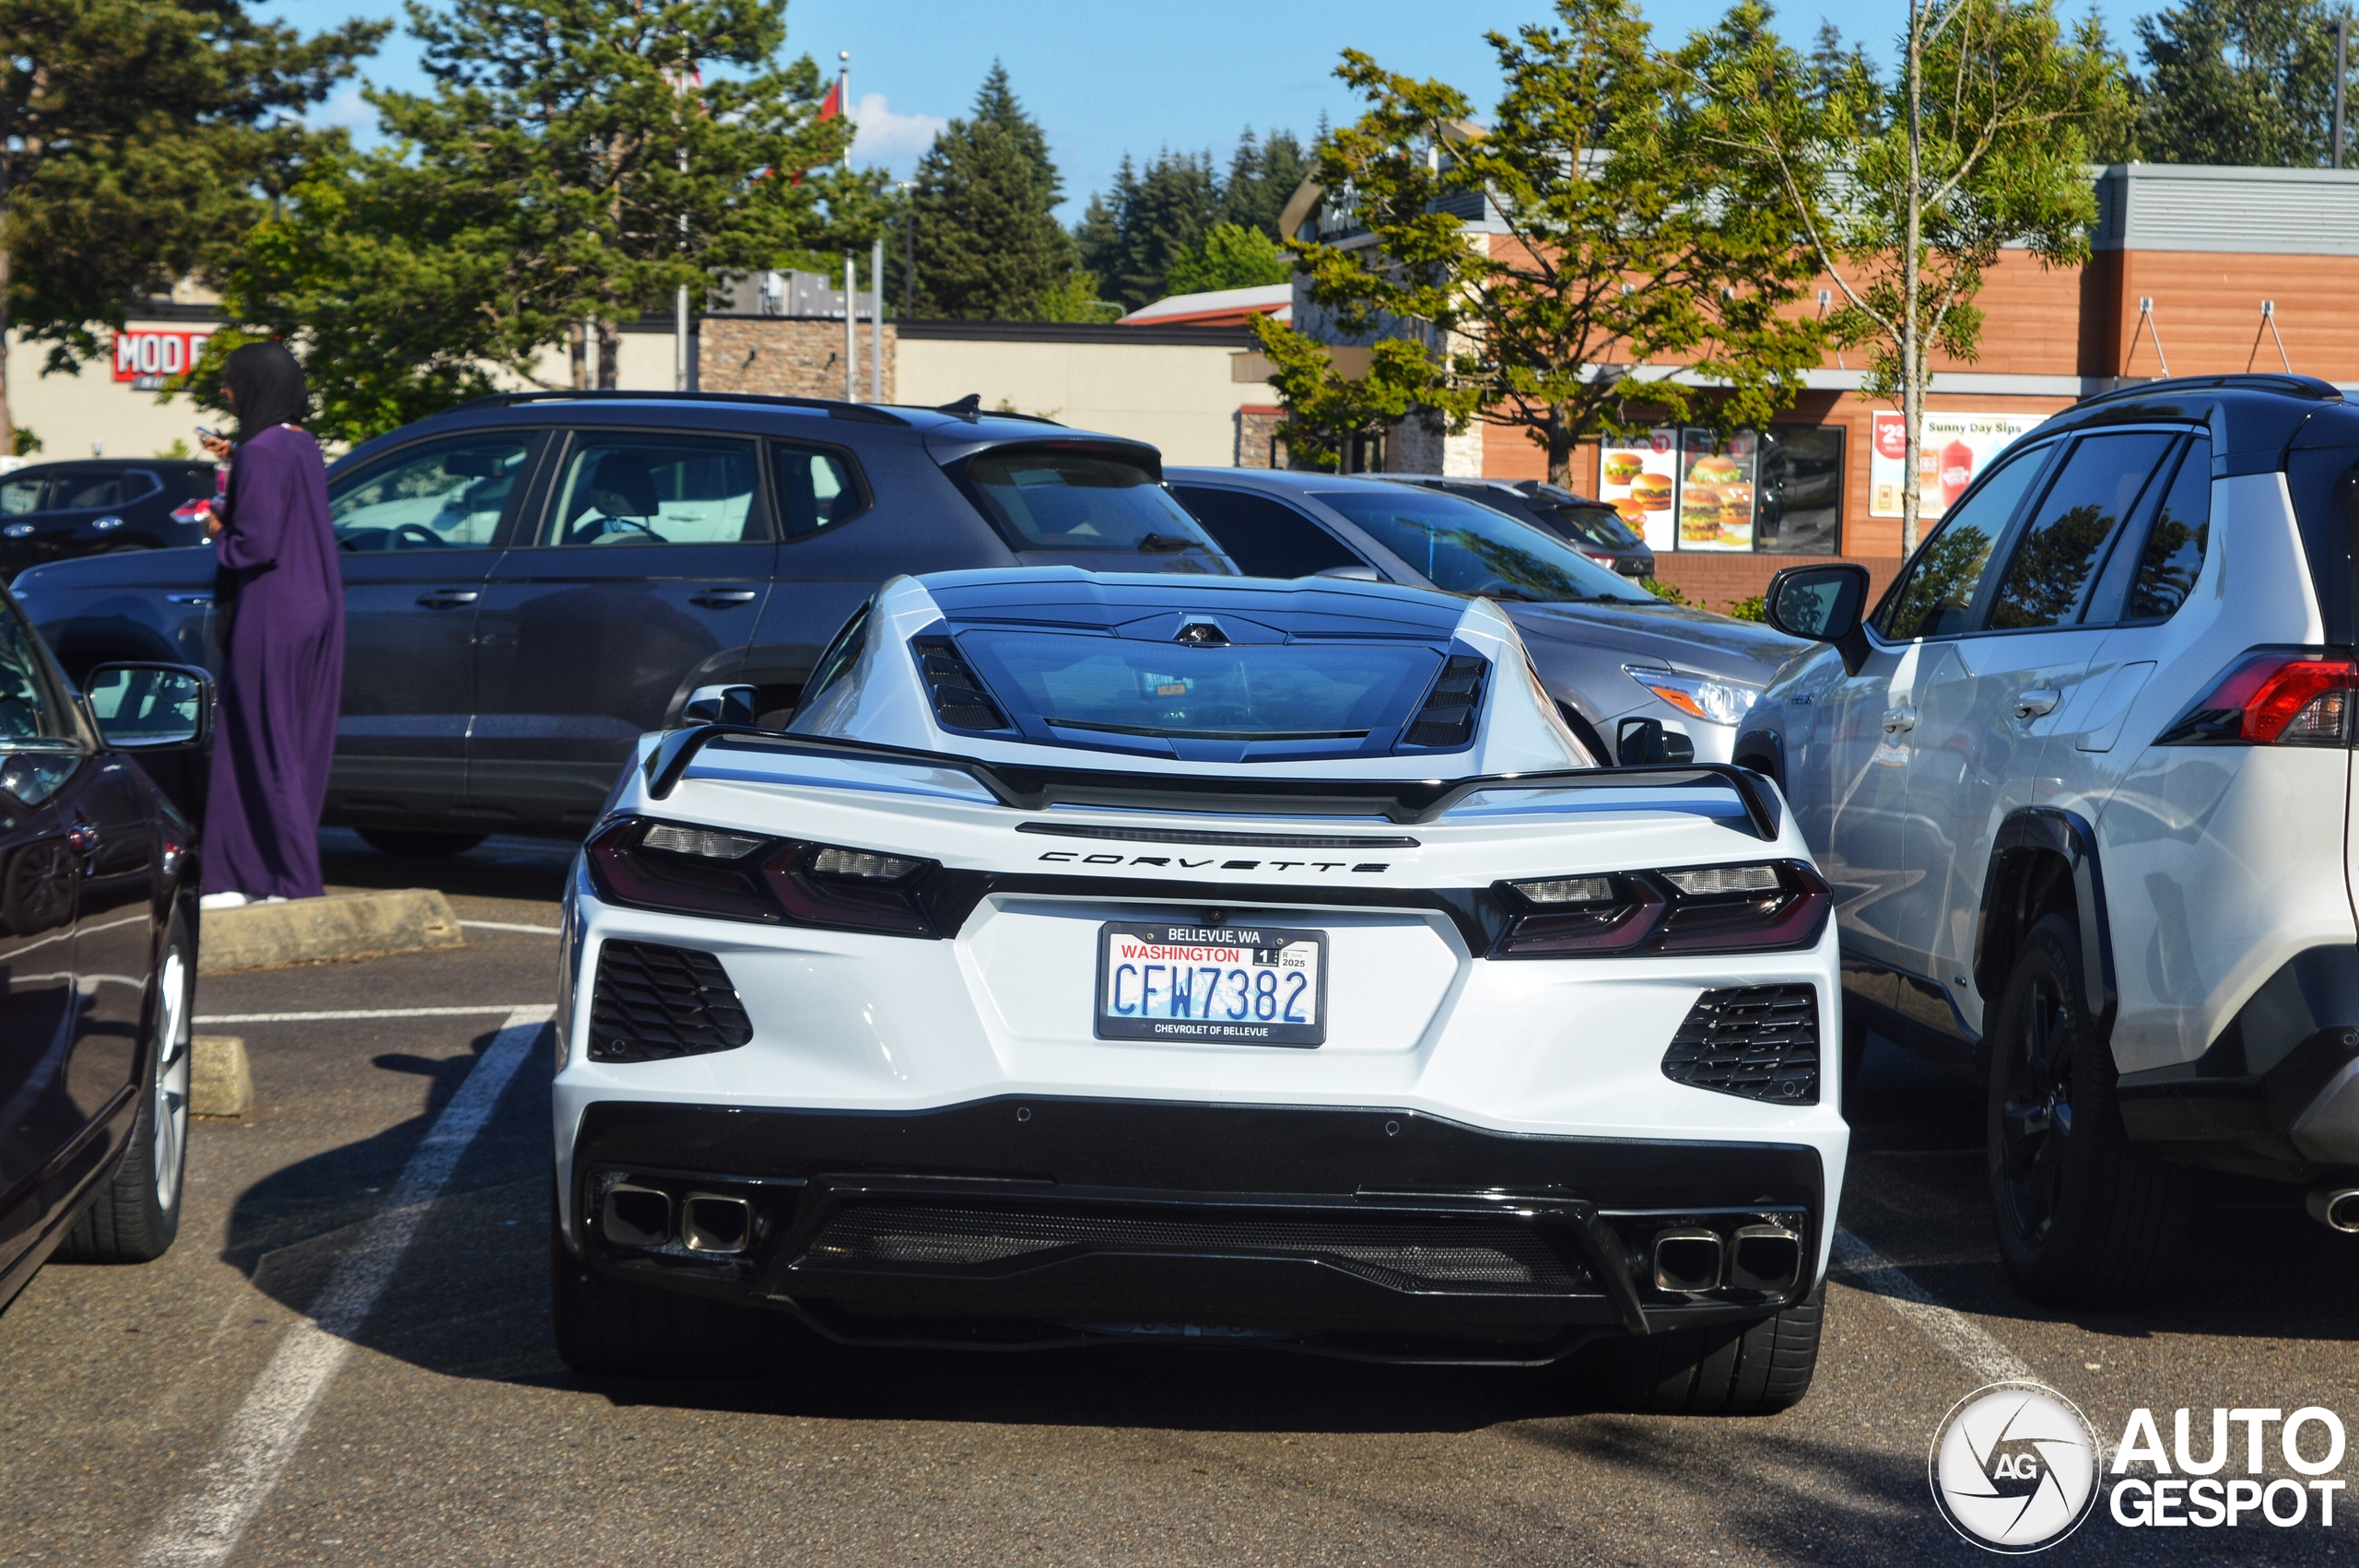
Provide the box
[839,53,854,402]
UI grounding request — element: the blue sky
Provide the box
[264,0,2131,223]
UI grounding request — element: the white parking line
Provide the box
[460,919,562,936]
[135,1006,554,1568]
[193,1005,545,1024]
[1829,1226,2036,1386]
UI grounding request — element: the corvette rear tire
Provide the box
[551,1211,798,1378]
[1573,1285,1824,1414]
[1988,914,2188,1307]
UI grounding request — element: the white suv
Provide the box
[1736,373,2359,1306]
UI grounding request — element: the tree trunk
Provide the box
[1546,407,1574,488]
[569,320,589,390]
[0,235,16,456]
[1900,0,1927,557]
[595,318,618,389]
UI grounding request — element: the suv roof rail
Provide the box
[448,389,910,426]
[2074,373,2344,410]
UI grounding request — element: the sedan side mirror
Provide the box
[1765,564,1872,674]
[682,684,757,726]
[83,662,213,750]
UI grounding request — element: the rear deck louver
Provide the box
[1661,986,1819,1104]
[1402,655,1487,748]
[589,941,754,1062]
[910,635,1011,731]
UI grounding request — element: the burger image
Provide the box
[1612,497,1649,525]
[1691,453,1742,486]
[1603,451,1646,486]
[1681,511,1723,544]
[1719,481,1755,516]
[1632,473,1673,510]
[1682,482,1723,519]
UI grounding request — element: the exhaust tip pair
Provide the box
[601,1183,756,1254]
[1651,1224,1802,1294]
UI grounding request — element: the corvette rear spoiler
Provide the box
[641,725,1786,841]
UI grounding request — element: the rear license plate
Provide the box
[1096,921,1327,1047]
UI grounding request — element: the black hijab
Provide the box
[223,341,308,439]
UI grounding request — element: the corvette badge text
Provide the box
[1929,1383,2349,1552]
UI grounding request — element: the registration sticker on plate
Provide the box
[1095,922,1327,1047]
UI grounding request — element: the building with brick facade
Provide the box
[1280,161,2359,605]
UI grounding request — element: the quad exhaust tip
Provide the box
[2308,1187,2359,1233]
[1651,1229,1724,1293]
[1729,1224,1802,1293]
[602,1183,673,1248]
[682,1192,755,1254]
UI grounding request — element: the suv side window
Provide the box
[2125,437,2212,622]
[1171,486,1359,578]
[0,473,45,515]
[51,469,158,509]
[330,433,537,549]
[772,443,868,539]
[1874,444,2051,639]
[539,433,769,546]
[1984,431,2178,630]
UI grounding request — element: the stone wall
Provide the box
[1235,405,1283,468]
[698,316,896,403]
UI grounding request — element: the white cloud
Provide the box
[848,92,945,169]
[310,83,374,133]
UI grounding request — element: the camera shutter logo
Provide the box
[1929,1382,2100,1552]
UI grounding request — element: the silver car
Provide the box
[1166,467,1803,765]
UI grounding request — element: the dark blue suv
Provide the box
[6,392,1235,852]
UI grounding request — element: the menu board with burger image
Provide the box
[1596,428,1681,552]
[1674,430,1757,552]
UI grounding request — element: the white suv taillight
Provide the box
[2159,650,2359,746]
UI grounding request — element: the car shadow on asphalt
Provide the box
[316,826,577,902]
[1839,1034,2359,1351]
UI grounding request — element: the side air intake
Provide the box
[1402,654,1487,748]
[588,940,754,1062]
[910,635,1012,731]
[1661,985,1819,1104]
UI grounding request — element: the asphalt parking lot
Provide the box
[4,829,2357,1566]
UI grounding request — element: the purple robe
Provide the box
[205,425,345,899]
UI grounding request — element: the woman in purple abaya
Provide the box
[194,343,345,908]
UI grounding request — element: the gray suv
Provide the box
[1742,374,2359,1306]
[6,392,1237,852]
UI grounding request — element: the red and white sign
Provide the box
[111,329,212,384]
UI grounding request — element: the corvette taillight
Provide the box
[1495,860,1829,958]
[587,817,940,935]
[2158,649,2359,746]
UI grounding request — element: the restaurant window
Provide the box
[1595,426,1845,555]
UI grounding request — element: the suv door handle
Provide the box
[689,589,758,608]
[2013,688,2060,720]
[416,589,479,607]
[1880,706,1918,735]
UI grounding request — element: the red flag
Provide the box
[817,79,841,121]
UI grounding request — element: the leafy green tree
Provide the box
[1250,318,1439,472]
[1164,222,1291,294]
[2133,0,2353,165]
[1216,127,1313,239]
[1693,0,2124,549]
[0,0,380,445]
[1272,0,1826,487]
[370,0,848,389]
[910,61,1073,319]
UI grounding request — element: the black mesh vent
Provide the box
[589,941,753,1062]
[911,635,1012,731]
[1662,986,1819,1104]
[804,1202,1591,1293]
[1402,654,1486,748]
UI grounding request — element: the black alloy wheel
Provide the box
[1986,913,2187,1306]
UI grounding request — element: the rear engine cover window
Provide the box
[959,632,1439,741]
[967,451,1232,570]
[1315,487,1650,603]
[1986,431,2177,629]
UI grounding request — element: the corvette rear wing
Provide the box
[641,725,1785,840]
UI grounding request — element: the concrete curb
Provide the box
[191,1036,252,1117]
[196,889,466,975]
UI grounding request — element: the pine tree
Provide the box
[910,62,1072,320]
[2134,0,2351,166]
[1215,128,1312,239]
